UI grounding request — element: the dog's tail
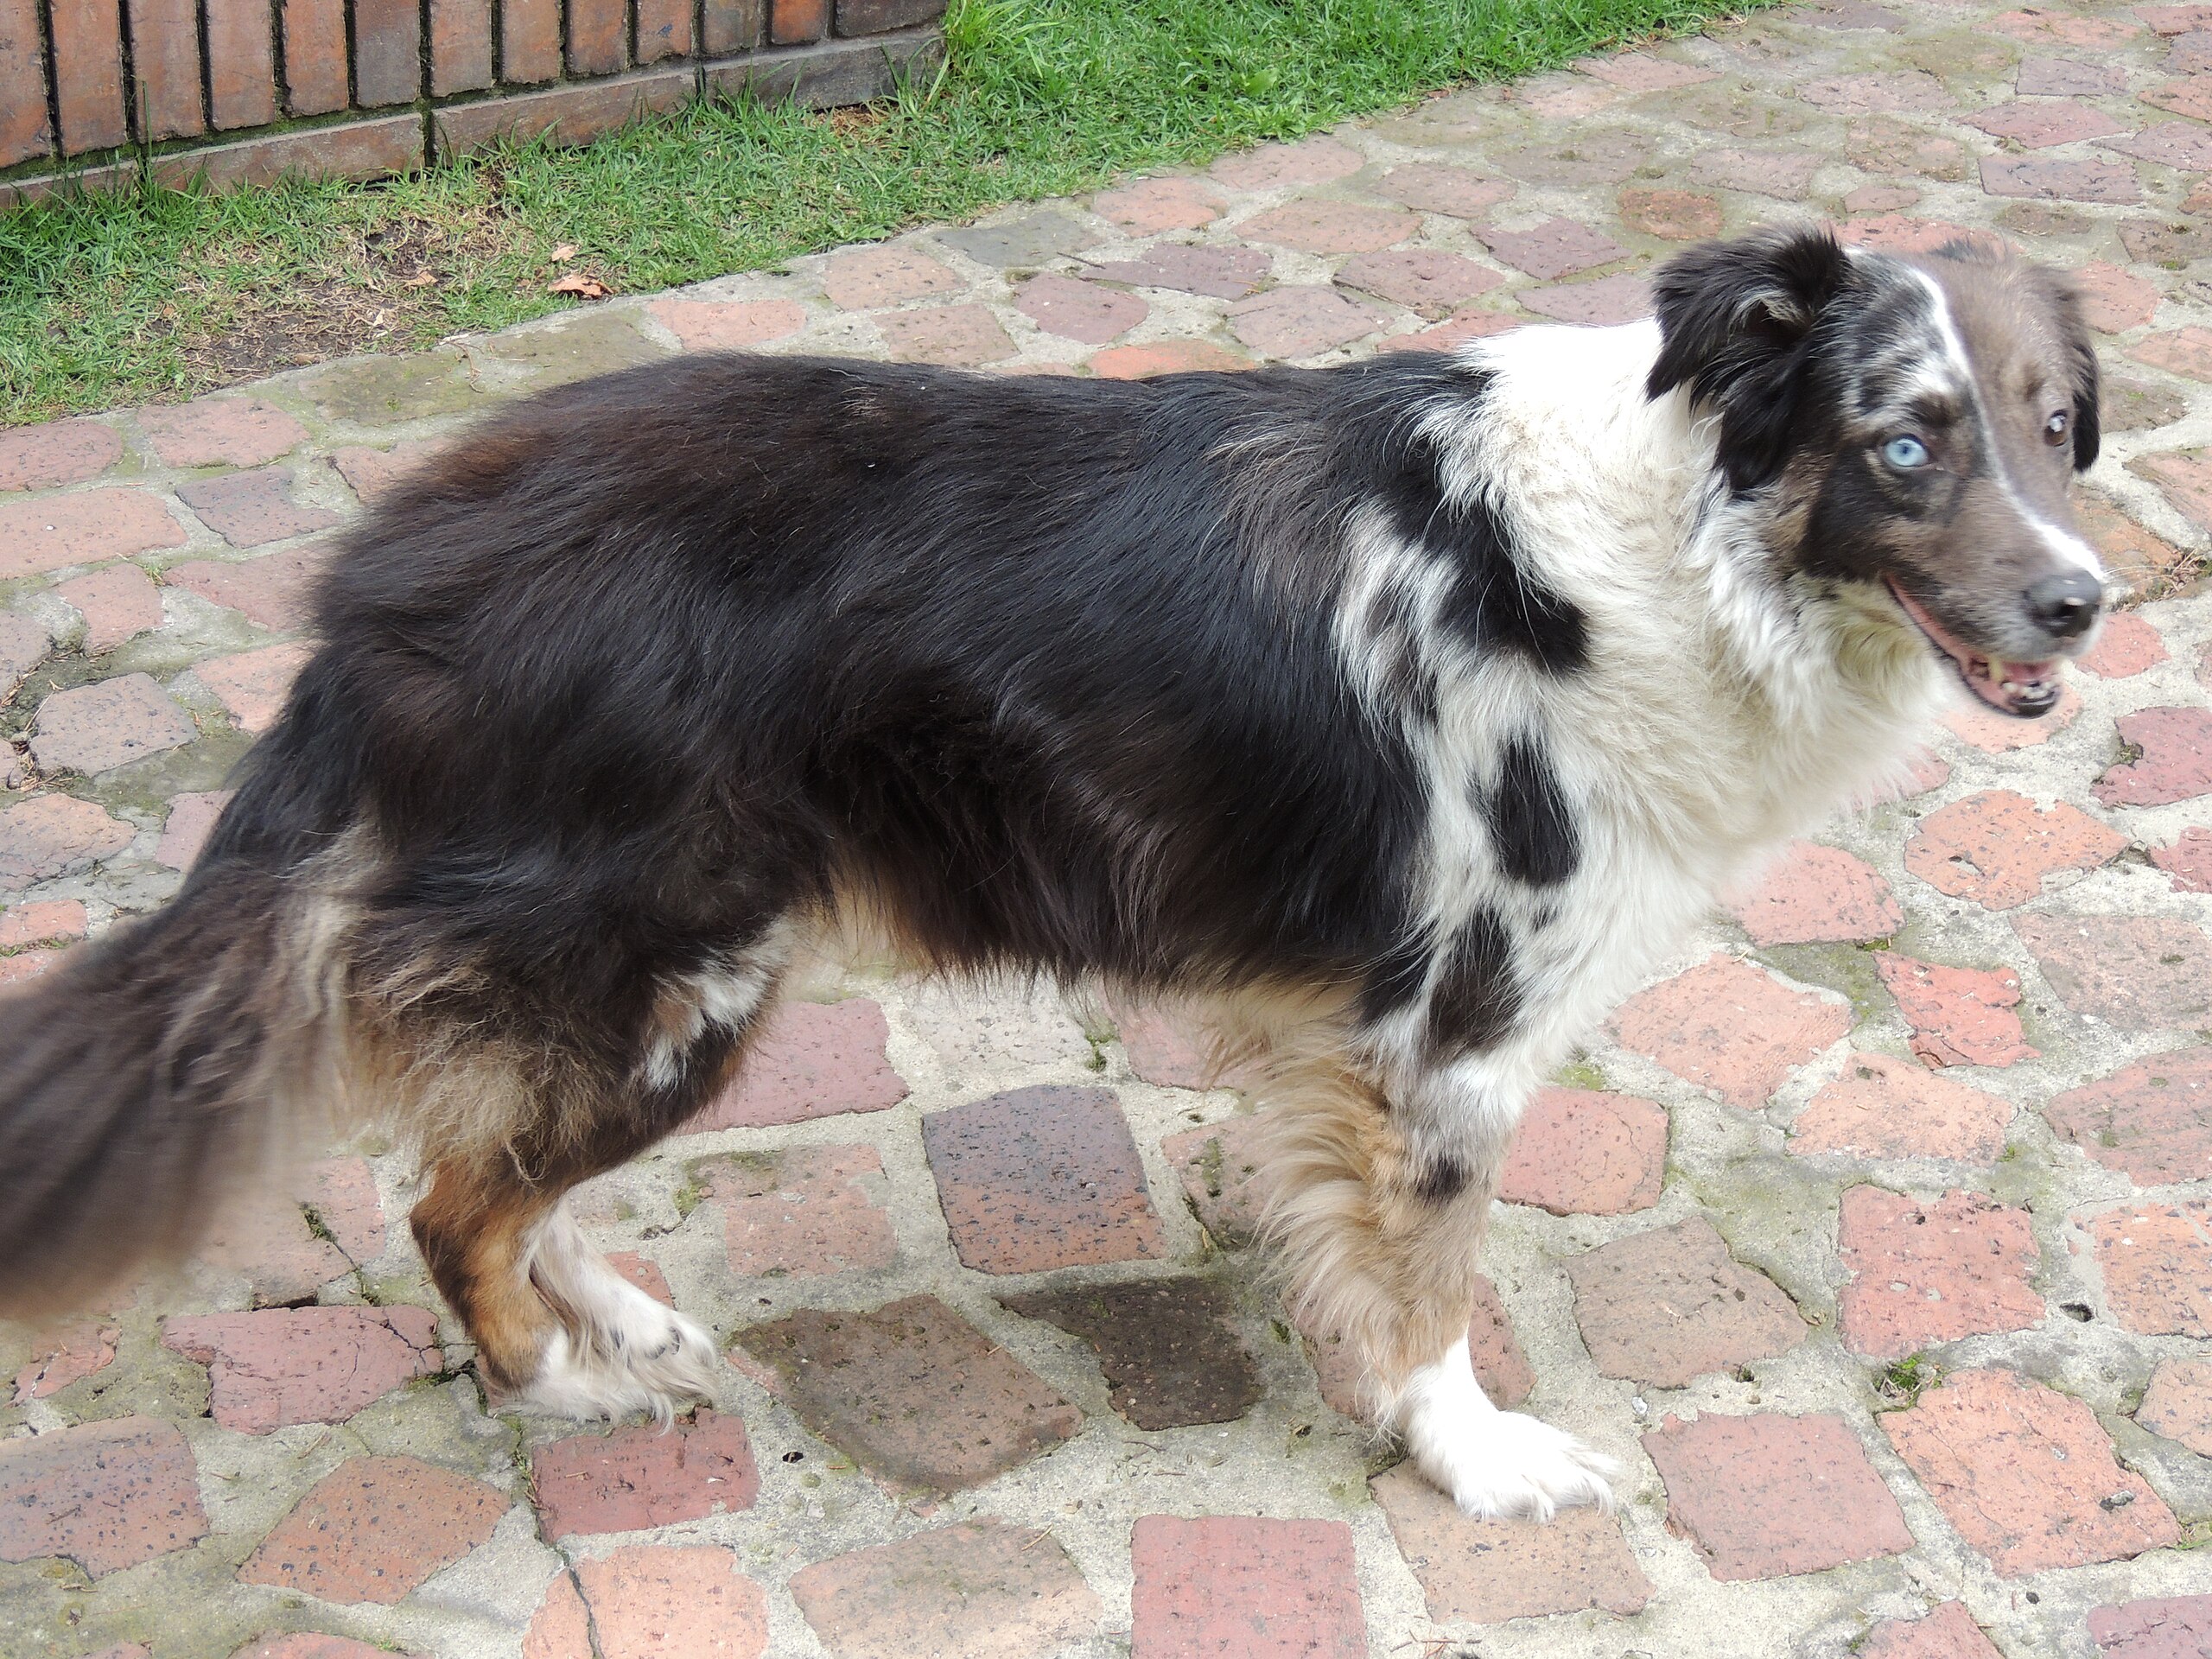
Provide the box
[0,740,363,1321]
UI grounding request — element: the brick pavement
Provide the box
[3,2,2212,1654]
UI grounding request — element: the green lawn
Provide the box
[0,0,1751,424]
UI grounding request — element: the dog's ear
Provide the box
[2034,267,2101,473]
[1647,227,1853,492]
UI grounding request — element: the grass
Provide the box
[0,0,1755,424]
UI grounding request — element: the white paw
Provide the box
[1406,1405,1619,1522]
[513,1203,720,1423]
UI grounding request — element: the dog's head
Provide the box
[1648,226,2103,718]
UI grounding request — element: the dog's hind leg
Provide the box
[402,938,793,1422]
[1254,1046,1616,1519]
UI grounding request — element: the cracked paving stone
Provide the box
[1567,1217,1808,1388]
[530,1409,759,1539]
[158,1304,443,1433]
[789,1520,1101,1659]
[2044,1047,2212,1185]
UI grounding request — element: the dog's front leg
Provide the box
[1259,1049,1617,1519]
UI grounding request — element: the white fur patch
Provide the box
[1393,1337,1618,1521]
[513,1203,719,1423]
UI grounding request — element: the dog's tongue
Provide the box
[1886,579,2063,717]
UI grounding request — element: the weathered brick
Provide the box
[649,296,809,351]
[1582,50,1716,88]
[177,467,342,548]
[1884,1368,2180,1575]
[2080,613,2169,677]
[734,1295,1079,1495]
[139,397,306,467]
[573,1546,769,1659]
[2090,1202,2212,1334]
[1904,790,2127,909]
[1476,218,1629,280]
[0,488,188,577]
[531,1410,758,1539]
[1802,68,1948,111]
[1796,1057,2025,1159]
[0,420,121,493]
[157,115,426,193]
[1239,200,1418,256]
[429,0,495,94]
[1567,1217,1807,1387]
[1619,187,1723,239]
[1370,1465,1649,1621]
[0,0,45,163]
[874,302,1018,366]
[1980,156,2142,203]
[772,0,830,43]
[791,1520,1100,1659]
[0,611,46,697]
[1859,1602,2005,1658]
[688,997,908,1129]
[353,0,423,103]
[202,1197,350,1303]
[240,1455,506,1602]
[0,899,87,950]
[1845,182,1922,213]
[1645,1411,1913,1580]
[2096,706,2212,806]
[701,1142,897,1274]
[820,244,963,308]
[637,0,695,61]
[1970,99,2126,147]
[1130,1516,1363,1659]
[1993,8,2139,44]
[206,0,278,129]
[2091,1596,2212,1659]
[523,1571,592,1659]
[305,1154,384,1262]
[2014,913,2212,1032]
[1092,175,1227,232]
[164,547,327,632]
[159,1305,442,1433]
[2151,74,2212,120]
[607,1251,672,1304]
[2070,263,2161,336]
[1378,162,1514,218]
[1225,286,1383,358]
[1838,1185,2043,1357]
[2138,1357,2212,1456]
[2132,449,2212,535]
[836,0,938,33]
[435,71,693,155]
[1001,1278,1261,1429]
[0,794,134,890]
[55,563,165,653]
[30,673,196,776]
[281,0,349,114]
[1691,146,1822,199]
[2104,119,2212,168]
[1609,952,1851,1109]
[1875,953,2037,1069]
[0,1416,208,1578]
[1014,274,1148,345]
[12,1319,118,1402]
[128,0,207,139]
[1847,119,1968,180]
[1090,340,1255,378]
[2152,826,2212,893]
[1210,135,1366,190]
[332,442,442,504]
[1945,686,2082,753]
[48,0,127,153]
[2045,1049,2212,1185]
[1497,1086,1667,1215]
[1111,1002,1217,1087]
[155,789,232,869]
[1334,248,1503,318]
[499,0,561,82]
[1162,1112,1268,1242]
[195,641,313,734]
[1731,840,1902,944]
[923,1085,1165,1273]
[1517,274,1652,325]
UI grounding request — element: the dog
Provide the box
[0,225,2102,1519]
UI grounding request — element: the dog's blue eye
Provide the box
[1881,435,1930,469]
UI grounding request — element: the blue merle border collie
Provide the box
[0,226,2104,1518]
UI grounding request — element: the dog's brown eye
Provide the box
[2044,410,2069,444]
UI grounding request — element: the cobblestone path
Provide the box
[3,1,2212,1655]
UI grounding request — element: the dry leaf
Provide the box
[404,270,437,289]
[550,243,579,263]
[549,272,610,300]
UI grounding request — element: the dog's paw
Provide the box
[1405,1405,1619,1522]
[514,1253,721,1424]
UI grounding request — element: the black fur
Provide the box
[1484,734,1580,888]
[1426,908,1522,1057]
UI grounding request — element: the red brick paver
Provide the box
[571,1545,769,1659]
[1497,1086,1668,1214]
[531,1409,758,1538]
[239,1456,507,1602]
[1903,790,2127,909]
[0,1416,209,1578]
[687,998,908,1129]
[702,1142,897,1274]
[2090,1596,2212,1659]
[1731,840,1903,944]
[1859,1603,2005,1658]
[1875,953,2037,1069]
[789,1521,1101,1659]
[1644,1411,1914,1580]
[159,1304,442,1433]
[1883,1368,2181,1575]
[2014,914,2212,1032]
[1129,1516,1364,1659]
[2137,1357,2212,1455]
[1792,1053,2014,1161]
[1370,1464,1651,1622]
[1610,953,1851,1109]
[2089,1203,2212,1334]
[2044,1048,2212,1185]
[1567,1217,1808,1387]
[1837,1186,2044,1357]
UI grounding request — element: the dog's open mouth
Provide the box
[1884,577,2062,719]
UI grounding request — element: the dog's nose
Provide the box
[2024,571,2101,639]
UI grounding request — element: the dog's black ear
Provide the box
[2038,268,2101,473]
[1647,227,1853,492]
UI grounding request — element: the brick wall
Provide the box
[1,0,946,204]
